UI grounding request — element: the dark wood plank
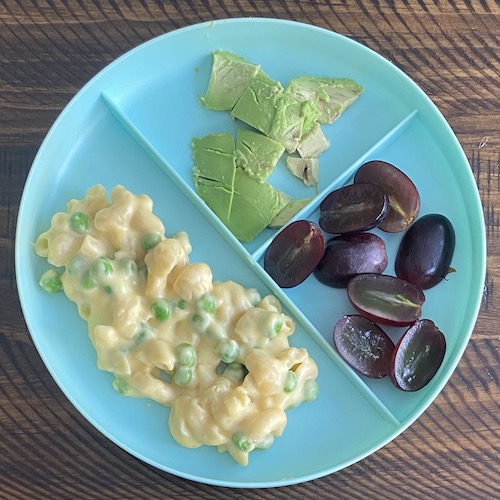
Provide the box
[1,1,498,498]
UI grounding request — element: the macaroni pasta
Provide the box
[35,185,318,465]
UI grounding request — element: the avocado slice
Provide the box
[231,70,284,135]
[192,133,289,242]
[286,156,319,187]
[228,169,290,241]
[235,128,285,183]
[285,76,363,124]
[268,94,321,153]
[203,50,260,111]
[296,122,330,158]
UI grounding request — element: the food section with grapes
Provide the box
[263,160,454,392]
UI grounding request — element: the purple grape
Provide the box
[319,183,388,234]
[347,273,425,326]
[333,315,395,378]
[264,220,325,288]
[354,160,420,233]
[314,233,388,288]
[395,214,455,290]
[390,319,446,391]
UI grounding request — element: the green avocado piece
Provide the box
[269,198,313,228]
[286,156,319,187]
[285,76,363,124]
[296,122,330,158]
[192,133,289,242]
[269,94,321,153]
[235,128,285,183]
[231,70,284,135]
[203,51,260,111]
[192,134,236,220]
[228,169,290,242]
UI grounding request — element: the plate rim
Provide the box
[15,16,487,488]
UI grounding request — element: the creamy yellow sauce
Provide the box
[35,185,318,465]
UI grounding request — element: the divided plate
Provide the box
[15,19,486,488]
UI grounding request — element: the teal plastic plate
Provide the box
[16,19,486,487]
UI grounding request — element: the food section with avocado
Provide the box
[192,50,363,243]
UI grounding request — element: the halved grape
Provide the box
[264,220,325,288]
[333,315,395,378]
[395,213,456,290]
[354,160,420,232]
[319,183,388,234]
[390,319,446,391]
[314,233,388,288]
[347,273,425,326]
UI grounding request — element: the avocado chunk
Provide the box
[192,133,237,220]
[192,133,290,242]
[228,169,289,241]
[269,198,313,228]
[203,51,260,111]
[285,76,363,124]
[296,122,330,158]
[231,70,284,135]
[286,156,319,187]
[235,128,285,183]
[268,94,320,153]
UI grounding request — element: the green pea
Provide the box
[176,299,186,310]
[231,431,253,452]
[266,318,283,339]
[175,343,196,367]
[39,269,63,294]
[69,211,89,234]
[152,299,171,322]
[81,270,96,290]
[197,294,216,314]
[173,365,193,386]
[223,362,247,384]
[248,289,261,307]
[118,257,137,276]
[67,255,87,275]
[284,370,298,393]
[134,329,148,345]
[103,285,113,295]
[192,313,210,332]
[90,257,113,281]
[216,339,240,364]
[274,320,283,334]
[255,433,274,450]
[113,377,128,395]
[303,379,319,402]
[141,233,162,251]
[130,324,152,349]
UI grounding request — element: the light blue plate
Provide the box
[15,18,486,487]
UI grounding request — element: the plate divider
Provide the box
[250,108,420,262]
[101,90,404,427]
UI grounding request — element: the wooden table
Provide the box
[1,2,498,498]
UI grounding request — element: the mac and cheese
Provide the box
[35,185,318,465]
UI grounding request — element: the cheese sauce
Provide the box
[35,185,318,465]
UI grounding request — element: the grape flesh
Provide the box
[390,319,446,391]
[333,315,394,378]
[319,183,388,234]
[347,273,425,326]
[354,160,420,233]
[264,220,325,288]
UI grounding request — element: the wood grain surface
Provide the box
[1,1,498,499]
